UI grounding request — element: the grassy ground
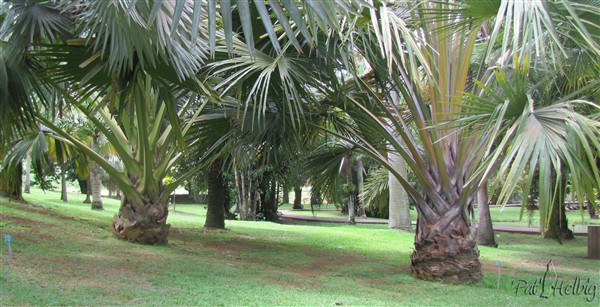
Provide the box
[281,202,600,230]
[1,188,599,306]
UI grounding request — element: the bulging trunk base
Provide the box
[411,237,481,284]
[112,202,170,245]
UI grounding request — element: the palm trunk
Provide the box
[83,178,91,203]
[265,177,278,221]
[356,159,366,218]
[112,196,170,245]
[411,206,481,284]
[476,185,497,247]
[346,159,356,225]
[60,166,68,203]
[347,194,356,225]
[388,150,411,231]
[282,185,289,204]
[293,186,303,209]
[544,200,574,240]
[90,162,103,210]
[543,168,573,241]
[234,163,254,221]
[24,152,31,193]
[257,174,278,221]
[205,158,225,229]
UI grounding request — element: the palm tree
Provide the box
[41,80,213,244]
[0,1,57,199]
[206,0,599,283]
[2,0,219,243]
[4,0,598,283]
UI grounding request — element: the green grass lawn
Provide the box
[1,188,599,306]
[282,201,600,230]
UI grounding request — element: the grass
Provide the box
[1,188,599,306]
[281,201,600,230]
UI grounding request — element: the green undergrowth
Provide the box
[0,189,598,306]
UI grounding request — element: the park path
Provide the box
[278,210,589,236]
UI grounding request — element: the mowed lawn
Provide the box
[280,203,600,230]
[1,188,599,306]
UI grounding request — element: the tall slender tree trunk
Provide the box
[234,163,254,221]
[347,194,356,225]
[266,177,278,221]
[24,152,31,193]
[60,166,68,203]
[356,159,366,217]
[83,178,91,203]
[293,186,303,209]
[476,184,497,247]
[282,185,289,204]
[346,157,356,225]
[90,162,103,210]
[205,158,225,229]
[388,150,411,231]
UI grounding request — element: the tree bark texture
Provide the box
[282,185,289,204]
[60,166,68,203]
[388,150,411,231]
[205,158,225,229]
[476,185,497,247]
[90,162,103,210]
[234,164,254,221]
[24,152,31,193]
[356,159,366,218]
[347,195,356,225]
[411,207,481,284]
[543,170,573,241]
[113,198,170,244]
[544,201,574,240]
[346,158,356,225]
[83,178,91,203]
[293,186,303,209]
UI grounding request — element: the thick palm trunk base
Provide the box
[411,233,481,284]
[112,202,170,245]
